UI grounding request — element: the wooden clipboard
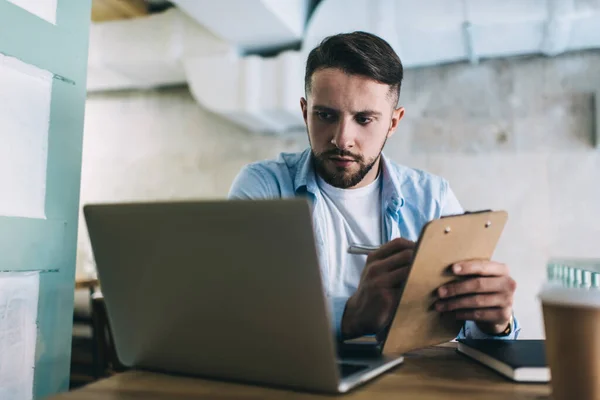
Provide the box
[381,210,508,355]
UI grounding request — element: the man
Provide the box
[229,31,519,341]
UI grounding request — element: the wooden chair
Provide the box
[70,280,98,388]
[90,289,129,377]
[71,279,129,389]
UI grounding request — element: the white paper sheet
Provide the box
[0,53,52,219]
[7,0,57,25]
[0,272,40,400]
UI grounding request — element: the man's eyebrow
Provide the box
[355,109,382,117]
[312,105,381,117]
[312,105,339,113]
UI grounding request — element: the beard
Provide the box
[311,137,387,189]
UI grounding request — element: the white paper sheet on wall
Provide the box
[0,272,40,400]
[0,53,52,219]
[7,0,57,25]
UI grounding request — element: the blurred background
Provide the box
[77,0,600,344]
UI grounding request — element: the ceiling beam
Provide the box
[91,0,149,22]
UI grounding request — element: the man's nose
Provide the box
[331,118,356,150]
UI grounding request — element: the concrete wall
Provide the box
[79,49,600,339]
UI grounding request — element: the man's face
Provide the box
[301,68,404,189]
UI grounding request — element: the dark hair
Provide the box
[304,31,403,105]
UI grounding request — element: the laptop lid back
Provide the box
[83,199,340,392]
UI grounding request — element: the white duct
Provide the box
[172,0,309,53]
[184,51,305,134]
[86,8,234,92]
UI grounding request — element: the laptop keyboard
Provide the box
[338,362,369,378]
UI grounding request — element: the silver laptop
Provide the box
[83,198,404,393]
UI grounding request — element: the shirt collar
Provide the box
[380,151,405,212]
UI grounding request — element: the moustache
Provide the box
[320,148,362,162]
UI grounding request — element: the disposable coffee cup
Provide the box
[539,283,600,400]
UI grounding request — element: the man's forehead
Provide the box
[309,68,393,109]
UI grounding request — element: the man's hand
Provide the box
[341,238,415,339]
[435,260,516,335]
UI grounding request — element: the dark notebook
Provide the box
[457,339,550,382]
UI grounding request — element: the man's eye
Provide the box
[356,116,372,125]
[316,111,334,121]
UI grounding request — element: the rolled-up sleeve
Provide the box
[458,317,521,340]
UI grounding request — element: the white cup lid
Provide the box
[539,282,600,309]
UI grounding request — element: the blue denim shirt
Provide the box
[228,148,520,340]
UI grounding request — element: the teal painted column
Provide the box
[0,0,91,398]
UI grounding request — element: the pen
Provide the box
[347,244,380,255]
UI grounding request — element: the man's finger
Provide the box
[366,249,414,280]
[379,249,414,271]
[451,307,512,323]
[435,292,512,312]
[438,276,513,299]
[451,259,509,277]
[368,238,415,262]
[372,264,410,288]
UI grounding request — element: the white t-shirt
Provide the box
[316,172,464,299]
[317,173,383,296]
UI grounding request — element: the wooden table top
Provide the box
[54,343,550,399]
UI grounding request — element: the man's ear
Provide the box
[300,97,308,125]
[387,106,405,138]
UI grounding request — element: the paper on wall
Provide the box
[0,271,40,400]
[0,53,52,219]
[6,0,57,25]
